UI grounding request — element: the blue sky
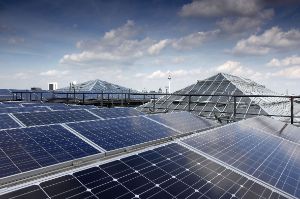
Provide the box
[0,0,300,94]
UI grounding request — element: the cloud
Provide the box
[61,20,218,65]
[148,39,169,55]
[40,70,69,77]
[266,55,300,67]
[216,61,263,80]
[171,30,220,50]
[8,37,25,45]
[179,0,262,18]
[145,69,204,79]
[217,9,273,34]
[232,27,300,55]
[61,20,152,64]
[270,66,300,79]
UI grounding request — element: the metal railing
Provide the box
[11,91,300,125]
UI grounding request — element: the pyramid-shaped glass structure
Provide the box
[57,79,142,99]
[138,73,300,124]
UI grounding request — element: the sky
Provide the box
[0,0,300,94]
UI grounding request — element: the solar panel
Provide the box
[0,125,100,180]
[181,122,300,198]
[0,114,21,130]
[66,116,179,151]
[0,143,287,199]
[147,112,217,133]
[89,107,145,119]
[0,103,21,108]
[240,116,300,145]
[13,109,99,126]
[0,107,50,114]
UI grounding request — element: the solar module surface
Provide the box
[0,114,21,130]
[89,107,145,119]
[240,116,300,145]
[0,107,49,114]
[0,125,100,179]
[0,143,287,199]
[147,112,217,133]
[13,109,99,126]
[66,116,180,151]
[181,123,300,198]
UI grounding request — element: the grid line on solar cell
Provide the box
[66,116,179,151]
[0,125,100,180]
[89,107,145,119]
[0,143,288,199]
[146,112,216,133]
[181,123,300,198]
[12,109,99,126]
[0,114,21,130]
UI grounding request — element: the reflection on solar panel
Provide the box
[0,125,100,179]
[1,143,287,199]
[0,114,21,129]
[89,107,145,119]
[240,116,300,145]
[147,112,217,133]
[13,110,99,126]
[0,107,49,114]
[181,123,300,198]
[67,116,179,151]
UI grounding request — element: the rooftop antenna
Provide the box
[168,73,172,93]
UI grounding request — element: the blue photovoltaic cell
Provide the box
[182,123,300,198]
[0,107,49,114]
[13,109,99,126]
[0,103,21,108]
[67,116,179,151]
[0,125,100,179]
[0,143,287,199]
[0,114,21,130]
[240,116,300,145]
[89,107,145,119]
[147,112,216,133]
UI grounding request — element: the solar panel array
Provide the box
[0,114,21,130]
[0,125,100,179]
[66,116,179,151]
[0,102,299,199]
[89,107,145,119]
[13,109,99,126]
[147,112,217,133]
[0,143,287,199]
[181,122,300,198]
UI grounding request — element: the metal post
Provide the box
[101,91,104,107]
[30,93,32,101]
[21,92,23,101]
[128,89,131,106]
[66,93,69,104]
[188,95,191,112]
[83,93,85,104]
[153,94,156,112]
[291,97,294,124]
[233,96,236,121]
[40,93,43,102]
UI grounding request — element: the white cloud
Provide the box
[148,39,169,55]
[216,61,263,80]
[171,30,219,50]
[217,9,273,34]
[61,20,218,65]
[266,55,300,67]
[40,70,69,77]
[232,27,300,55]
[179,0,262,18]
[172,57,185,64]
[271,66,300,79]
[60,20,153,64]
[145,69,203,79]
